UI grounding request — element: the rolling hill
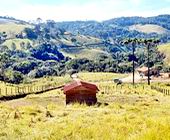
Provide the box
[0,17,32,39]
[0,23,31,36]
[55,15,170,42]
[0,15,170,83]
[60,47,110,60]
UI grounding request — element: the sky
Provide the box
[0,0,170,22]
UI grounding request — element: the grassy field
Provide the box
[0,74,71,97]
[2,39,33,50]
[129,24,168,34]
[158,43,170,66]
[0,23,32,37]
[61,48,110,60]
[0,72,170,140]
[78,72,126,82]
[0,72,123,97]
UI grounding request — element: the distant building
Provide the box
[137,66,159,76]
[63,80,99,105]
[64,32,72,35]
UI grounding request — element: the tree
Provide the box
[143,39,160,85]
[4,70,23,84]
[13,61,38,74]
[121,38,139,85]
[11,42,16,50]
[31,43,64,61]
[36,17,42,24]
[24,28,37,39]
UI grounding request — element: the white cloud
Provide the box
[130,0,142,5]
[0,0,128,21]
[0,0,169,21]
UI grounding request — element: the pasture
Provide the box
[0,72,170,140]
[0,23,32,37]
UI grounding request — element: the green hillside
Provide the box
[0,16,169,84]
[2,38,33,50]
[59,34,102,46]
[60,47,110,60]
[158,43,170,66]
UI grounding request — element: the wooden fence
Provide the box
[0,83,64,100]
[151,85,170,96]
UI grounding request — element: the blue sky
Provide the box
[0,0,170,21]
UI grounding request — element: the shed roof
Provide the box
[64,80,99,93]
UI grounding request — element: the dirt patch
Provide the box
[121,73,170,83]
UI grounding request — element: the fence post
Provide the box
[5,87,8,96]
[17,87,19,94]
[10,87,13,95]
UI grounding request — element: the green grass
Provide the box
[78,72,127,82]
[158,43,170,66]
[2,39,33,50]
[58,34,102,47]
[61,48,109,60]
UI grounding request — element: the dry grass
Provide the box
[0,73,170,139]
[0,85,170,140]
[129,24,168,34]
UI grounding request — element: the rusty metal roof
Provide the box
[63,80,99,93]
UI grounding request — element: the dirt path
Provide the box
[121,73,170,83]
[121,73,142,83]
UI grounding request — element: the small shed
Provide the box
[63,80,99,105]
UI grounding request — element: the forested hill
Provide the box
[55,14,170,42]
[0,15,170,84]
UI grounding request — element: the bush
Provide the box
[28,66,58,78]
[4,70,24,84]
[13,60,38,74]
[24,28,37,39]
[31,43,64,61]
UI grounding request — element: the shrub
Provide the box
[3,70,24,84]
